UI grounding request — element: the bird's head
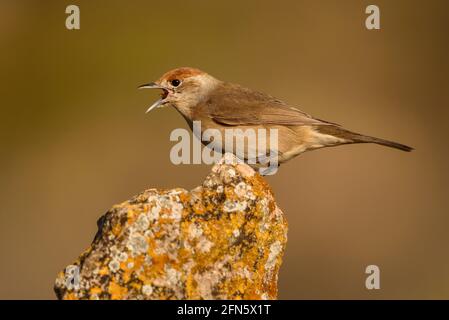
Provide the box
[139,67,220,115]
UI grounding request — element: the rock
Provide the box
[54,154,288,300]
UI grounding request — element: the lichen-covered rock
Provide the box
[54,154,288,300]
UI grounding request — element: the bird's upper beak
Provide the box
[138,82,163,90]
[138,82,170,113]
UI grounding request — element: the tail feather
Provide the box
[353,134,413,152]
[316,126,413,152]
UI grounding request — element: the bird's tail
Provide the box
[316,126,413,152]
[351,133,413,152]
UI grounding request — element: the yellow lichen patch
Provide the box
[90,286,102,296]
[148,254,169,275]
[178,192,190,203]
[130,282,142,291]
[192,202,206,215]
[127,209,138,225]
[111,223,122,237]
[98,266,109,276]
[123,256,146,283]
[108,281,128,300]
[64,292,78,300]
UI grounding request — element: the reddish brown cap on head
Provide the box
[158,67,206,83]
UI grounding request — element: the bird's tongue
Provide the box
[161,89,169,99]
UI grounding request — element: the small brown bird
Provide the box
[139,67,412,169]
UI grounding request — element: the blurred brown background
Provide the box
[1,0,448,299]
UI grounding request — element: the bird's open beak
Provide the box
[138,82,170,113]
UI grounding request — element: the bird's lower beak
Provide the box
[138,82,170,113]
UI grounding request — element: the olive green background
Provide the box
[1,0,448,299]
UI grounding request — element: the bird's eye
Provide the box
[170,79,181,87]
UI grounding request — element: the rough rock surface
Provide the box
[54,154,288,300]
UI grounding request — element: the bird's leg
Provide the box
[246,149,280,176]
[258,164,280,176]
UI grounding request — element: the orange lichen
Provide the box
[111,223,121,237]
[90,287,102,296]
[108,281,128,300]
[98,266,109,276]
[64,293,78,300]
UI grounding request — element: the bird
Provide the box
[139,67,412,172]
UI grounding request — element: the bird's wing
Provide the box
[206,83,339,127]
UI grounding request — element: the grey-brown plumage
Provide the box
[140,67,412,166]
[314,125,413,152]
